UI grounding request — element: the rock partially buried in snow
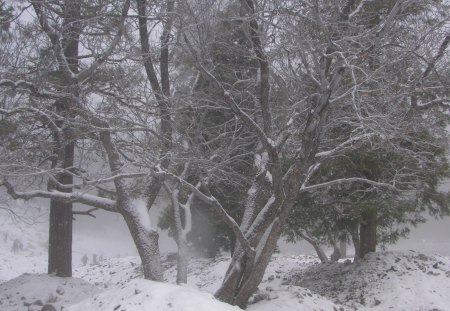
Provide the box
[67,279,242,311]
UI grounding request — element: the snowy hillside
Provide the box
[0,206,48,283]
[0,274,99,311]
[1,208,450,311]
[290,250,450,311]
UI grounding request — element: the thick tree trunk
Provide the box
[359,207,377,258]
[48,143,74,277]
[234,220,283,308]
[122,211,163,281]
[215,214,284,309]
[47,0,80,277]
[48,202,72,276]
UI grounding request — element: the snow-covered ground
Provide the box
[3,249,450,310]
[0,274,99,311]
[1,205,450,311]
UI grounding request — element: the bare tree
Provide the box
[0,0,448,307]
[174,0,450,307]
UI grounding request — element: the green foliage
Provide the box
[285,126,450,249]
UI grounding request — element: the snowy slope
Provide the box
[67,279,242,311]
[0,207,48,283]
[73,254,344,310]
[1,205,450,311]
[2,250,450,311]
[291,250,450,311]
[0,273,99,311]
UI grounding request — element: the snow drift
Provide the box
[67,279,242,311]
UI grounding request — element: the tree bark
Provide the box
[328,232,341,262]
[122,210,163,281]
[176,239,188,284]
[299,231,329,263]
[47,0,80,277]
[339,238,347,258]
[359,207,377,258]
[48,143,74,277]
[350,225,360,262]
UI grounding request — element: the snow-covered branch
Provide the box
[0,79,64,99]
[315,133,375,159]
[300,177,396,193]
[159,169,255,259]
[0,181,117,212]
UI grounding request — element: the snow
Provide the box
[2,208,450,311]
[133,199,153,231]
[265,171,273,184]
[291,250,450,310]
[0,274,99,311]
[68,279,242,311]
[2,248,450,311]
[180,201,192,240]
[0,207,48,282]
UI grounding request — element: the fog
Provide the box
[72,200,450,263]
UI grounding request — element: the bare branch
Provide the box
[157,169,255,259]
[77,0,131,83]
[73,207,101,218]
[300,177,396,193]
[1,181,117,212]
[0,79,65,99]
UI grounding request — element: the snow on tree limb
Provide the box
[158,168,255,260]
[0,79,64,99]
[0,180,117,212]
[300,177,397,193]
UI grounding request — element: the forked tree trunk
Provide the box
[359,207,377,258]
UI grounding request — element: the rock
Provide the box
[252,292,270,304]
[33,300,44,306]
[56,285,64,295]
[41,304,56,311]
[267,275,275,281]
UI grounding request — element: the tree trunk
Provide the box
[176,239,188,284]
[47,0,80,277]
[299,231,329,263]
[328,232,341,262]
[339,238,347,258]
[215,216,284,309]
[350,225,360,262]
[48,188,72,276]
[122,210,163,281]
[359,207,377,258]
